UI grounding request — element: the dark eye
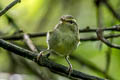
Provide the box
[68,20,74,24]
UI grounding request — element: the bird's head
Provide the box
[60,15,77,25]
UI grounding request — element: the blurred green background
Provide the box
[0,0,120,80]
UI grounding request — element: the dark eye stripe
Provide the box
[67,20,74,24]
[66,20,77,26]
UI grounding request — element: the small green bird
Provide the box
[38,15,80,76]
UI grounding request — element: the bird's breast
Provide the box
[47,30,79,56]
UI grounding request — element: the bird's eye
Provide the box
[68,21,74,24]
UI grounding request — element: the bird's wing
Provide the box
[46,31,51,45]
[77,40,81,47]
[46,31,51,49]
[46,22,61,44]
[77,32,81,47]
[46,31,59,50]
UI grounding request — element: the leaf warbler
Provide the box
[38,15,80,76]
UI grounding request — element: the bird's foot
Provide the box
[67,65,73,77]
[65,56,73,77]
[36,50,50,62]
[36,51,43,61]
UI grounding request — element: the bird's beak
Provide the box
[61,18,76,22]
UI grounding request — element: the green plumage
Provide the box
[47,16,80,56]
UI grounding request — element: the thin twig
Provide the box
[79,25,120,33]
[102,0,120,21]
[0,0,20,17]
[0,25,120,41]
[0,5,21,31]
[96,1,111,79]
[96,30,120,49]
[96,0,104,50]
[23,33,38,52]
[104,0,120,71]
[1,31,120,42]
[80,34,120,41]
[96,0,120,50]
[0,39,105,80]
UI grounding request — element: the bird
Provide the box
[37,15,80,76]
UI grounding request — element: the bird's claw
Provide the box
[67,65,73,77]
[65,56,73,77]
[36,51,43,61]
[36,50,51,62]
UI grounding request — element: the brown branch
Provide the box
[1,31,120,42]
[0,32,46,40]
[80,34,120,41]
[22,33,52,80]
[96,29,120,49]
[0,25,120,41]
[96,2,120,79]
[79,25,120,33]
[10,38,48,80]
[0,39,105,80]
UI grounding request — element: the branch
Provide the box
[23,33,38,52]
[1,31,120,42]
[0,39,105,80]
[80,34,120,41]
[101,0,120,21]
[96,29,120,49]
[0,0,20,17]
[79,25,120,33]
[0,32,46,40]
[22,33,50,80]
[96,0,120,49]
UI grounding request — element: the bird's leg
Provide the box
[36,49,51,61]
[65,55,72,77]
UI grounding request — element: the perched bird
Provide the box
[38,15,80,76]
